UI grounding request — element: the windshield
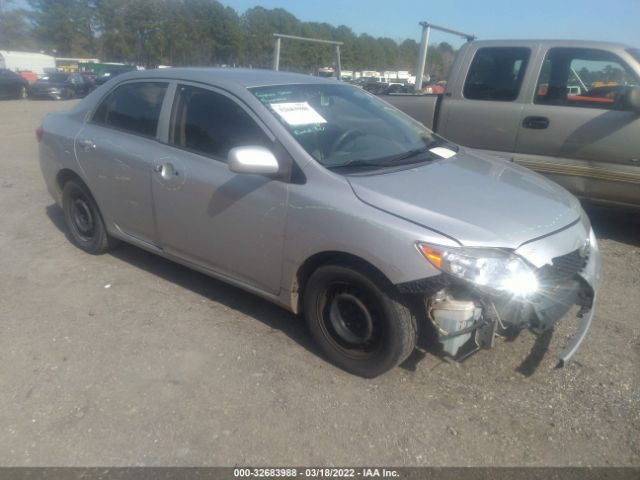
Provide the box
[251,83,456,170]
[628,48,640,64]
[42,73,69,82]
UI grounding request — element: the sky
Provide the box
[219,0,640,48]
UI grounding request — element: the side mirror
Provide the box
[227,146,280,176]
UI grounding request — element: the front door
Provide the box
[151,83,289,294]
[513,47,640,206]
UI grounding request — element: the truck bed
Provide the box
[379,93,441,131]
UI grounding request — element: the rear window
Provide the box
[92,82,168,137]
[463,47,531,101]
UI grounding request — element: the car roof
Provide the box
[467,39,635,51]
[113,67,338,90]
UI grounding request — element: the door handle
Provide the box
[522,116,549,129]
[78,138,96,151]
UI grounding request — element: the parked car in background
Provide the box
[0,68,28,99]
[80,71,97,85]
[383,40,640,209]
[94,65,137,86]
[37,68,600,377]
[29,72,92,100]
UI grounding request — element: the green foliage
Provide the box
[3,0,457,78]
[0,7,36,50]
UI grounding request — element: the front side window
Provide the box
[535,48,638,109]
[92,82,168,137]
[463,47,531,101]
[169,84,270,160]
[251,83,453,171]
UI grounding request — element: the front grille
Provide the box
[537,249,588,284]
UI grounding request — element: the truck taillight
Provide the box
[36,126,43,142]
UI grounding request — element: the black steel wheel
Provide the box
[304,265,416,377]
[62,179,117,254]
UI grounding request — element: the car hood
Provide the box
[347,149,582,248]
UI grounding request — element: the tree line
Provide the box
[0,0,457,78]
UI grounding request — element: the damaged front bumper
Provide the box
[405,224,602,366]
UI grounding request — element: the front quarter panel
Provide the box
[280,165,460,312]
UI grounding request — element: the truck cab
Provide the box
[386,40,640,209]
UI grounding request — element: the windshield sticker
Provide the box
[429,147,456,159]
[270,102,327,126]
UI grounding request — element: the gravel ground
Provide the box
[0,99,638,466]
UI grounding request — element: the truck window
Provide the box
[535,48,638,109]
[463,47,531,101]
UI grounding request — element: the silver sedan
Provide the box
[37,68,601,377]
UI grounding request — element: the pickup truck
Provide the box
[383,40,640,209]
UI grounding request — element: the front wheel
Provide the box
[62,179,117,254]
[304,265,417,377]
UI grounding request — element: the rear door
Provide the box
[437,46,533,155]
[513,47,640,206]
[75,80,170,245]
[151,83,289,294]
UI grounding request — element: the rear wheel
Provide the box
[304,265,417,377]
[62,179,117,254]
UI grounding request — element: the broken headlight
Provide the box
[417,243,539,298]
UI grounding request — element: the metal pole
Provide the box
[414,23,431,93]
[335,45,342,81]
[273,37,281,71]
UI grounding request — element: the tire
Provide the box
[62,179,117,254]
[303,265,417,377]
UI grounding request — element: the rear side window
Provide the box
[92,82,168,137]
[169,84,270,161]
[463,47,531,101]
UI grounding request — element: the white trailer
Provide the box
[0,51,56,75]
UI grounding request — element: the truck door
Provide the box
[438,46,532,156]
[513,47,640,206]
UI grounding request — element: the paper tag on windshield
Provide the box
[429,147,456,159]
[270,102,327,126]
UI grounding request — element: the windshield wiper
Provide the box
[326,140,455,171]
[326,158,388,170]
[388,146,431,163]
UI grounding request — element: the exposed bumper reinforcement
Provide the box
[557,295,596,368]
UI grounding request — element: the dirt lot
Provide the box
[0,99,638,467]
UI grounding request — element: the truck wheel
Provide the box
[62,179,117,255]
[304,265,417,377]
